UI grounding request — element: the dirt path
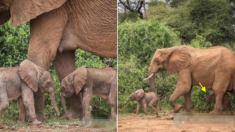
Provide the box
[118,114,235,132]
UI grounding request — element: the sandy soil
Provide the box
[118,114,235,132]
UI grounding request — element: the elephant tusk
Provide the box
[143,73,154,81]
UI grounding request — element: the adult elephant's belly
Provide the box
[191,70,214,90]
[58,0,117,58]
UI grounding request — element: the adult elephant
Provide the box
[0,0,117,121]
[145,46,235,114]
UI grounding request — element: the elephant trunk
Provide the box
[50,92,60,116]
[148,66,157,92]
[61,95,67,116]
[124,99,130,105]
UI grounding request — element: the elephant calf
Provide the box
[206,93,233,115]
[61,66,117,120]
[0,60,60,125]
[126,89,160,115]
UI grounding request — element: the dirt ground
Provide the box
[118,113,235,132]
[2,123,106,132]
[0,118,116,132]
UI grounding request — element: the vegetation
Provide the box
[0,21,116,122]
[118,0,235,114]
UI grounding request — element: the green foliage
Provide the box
[0,21,116,120]
[0,22,29,67]
[148,0,235,45]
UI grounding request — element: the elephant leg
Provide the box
[143,103,148,115]
[169,69,191,113]
[210,79,229,114]
[210,93,225,114]
[184,88,192,113]
[81,88,93,121]
[28,9,68,121]
[53,50,83,119]
[0,88,9,115]
[136,103,141,114]
[149,99,158,115]
[18,97,26,123]
[108,83,117,120]
[21,83,41,125]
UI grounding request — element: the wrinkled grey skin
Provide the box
[0,59,59,125]
[126,89,160,115]
[206,93,233,115]
[61,66,117,121]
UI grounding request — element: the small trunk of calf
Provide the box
[50,92,60,116]
[124,99,130,105]
[61,96,67,115]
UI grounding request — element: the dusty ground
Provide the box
[118,113,235,132]
[0,117,116,132]
[1,123,106,132]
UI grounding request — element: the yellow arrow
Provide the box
[199,82,206,92]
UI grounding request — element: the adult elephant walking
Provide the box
[145,46,235,114]
[0,0,117,121]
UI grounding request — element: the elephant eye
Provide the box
[47,81,51,86]
[156,60,160,64]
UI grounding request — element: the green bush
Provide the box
[147,0,235,45]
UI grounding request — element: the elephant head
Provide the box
[125,89,145,104]
[61,66,87,115]
[145,46,191,92]
[19,59,60,116]
[0,0,66,27]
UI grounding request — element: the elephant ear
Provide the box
[10,0,66,27]
[19,59,43,92]
[0,11,10,25]
[167,46,191,75]
[72,66,87,95]
[135,89,145,101]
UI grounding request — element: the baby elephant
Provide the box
[0,59,60,125]
[206,93,233,115]
[61,66,117,120]
[125,89,159,115]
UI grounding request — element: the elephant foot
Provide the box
[62,114,70,120]
[81,115,92,125]
[32,120,42,125]
[18,120,25,124]
[184,110,193,115]
[36,113,48,122]
[209,110,221,115]
[66,95,83,119]
[174,104,182,113]
[109,114,116,121]
[65,110,83,119]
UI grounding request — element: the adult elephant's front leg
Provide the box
[184,88,192,113]
[53,50,83,119]
[28,9,68,121]
[169,69,192,113]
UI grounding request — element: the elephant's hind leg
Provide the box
[108,82,117,120]
[0,88,9,115]
[210,76,229,114]
[149,99,158,115]
[18,97,26,123]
